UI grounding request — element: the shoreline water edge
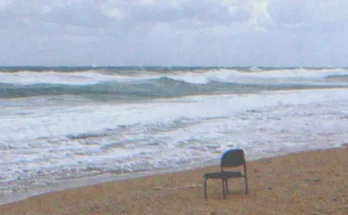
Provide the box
[1,144,347,205]
[0,147,347,215]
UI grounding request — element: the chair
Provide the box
[203,149,248,199]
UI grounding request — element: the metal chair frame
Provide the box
[203,149,248,199]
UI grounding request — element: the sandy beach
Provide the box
[1,147,347,215]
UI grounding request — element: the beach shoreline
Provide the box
[1,145,341,206]
[1,147,347,215]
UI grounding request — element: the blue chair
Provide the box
[203,149,248,199]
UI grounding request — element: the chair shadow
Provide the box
[204,187,248,200]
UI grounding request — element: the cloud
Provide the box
[100,0,250,26]
[41,1,109,28]
[267,0,348,32]
[0,0,10,9]
[0,0,347,66]
[267,0,317,26]
[4,0,345,33]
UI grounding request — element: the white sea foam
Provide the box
[0,70,143,85]
[1,68,347,86]
[168,68,348,84]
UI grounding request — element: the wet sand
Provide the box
[1,147,347,215]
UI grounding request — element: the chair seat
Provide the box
[204,171,242,179]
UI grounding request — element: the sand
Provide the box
[1,147,347,215]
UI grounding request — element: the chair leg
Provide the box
[244,164,248,195]
[225,179,229,193]
[204,179,207,198]
[221,179,226,199]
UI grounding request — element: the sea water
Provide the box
[0,67,347,204]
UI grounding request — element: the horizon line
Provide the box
[0,65,346,69]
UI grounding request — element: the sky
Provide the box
[0,0,347,67]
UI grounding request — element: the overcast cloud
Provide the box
[0,0,347,66]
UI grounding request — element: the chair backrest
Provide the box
[220,149,245,168]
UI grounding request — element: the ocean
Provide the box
[1,67,348,204]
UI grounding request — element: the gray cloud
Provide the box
[0,0,347,66]
[267,0,318,26]
[267,0,348,32]
[0,0,10,9]
[100,0,250,26]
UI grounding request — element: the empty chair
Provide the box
[203,149,248,199]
